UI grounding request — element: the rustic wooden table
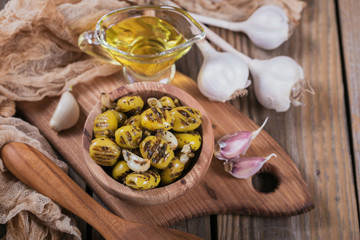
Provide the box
[1,0,359,239]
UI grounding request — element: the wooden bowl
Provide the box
[82,82,214,205]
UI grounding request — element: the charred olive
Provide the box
[115,125,142,149]
[93,110,118,138]
[124,114,142,129]
[110,110,128,126]
[159,96,176,109]
[174,132,202,151]
[139,136,174,169]
[124,170,160,190]
[117,96,144,113]
[89,137,120,166]
[171,107,202,132]
[112,160,131,180]
[140,107,174,131]
[160,157,184,185]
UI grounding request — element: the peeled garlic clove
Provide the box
[241,5,289,50]
[214,118,268,160]
[147,97,163,108]
[250,56,306,112]
[50,90,80,132]
[100,92,116,109]
[161,130,178,150]
[122,149,150,172]
[197,40,251,102]
[179,143,192,164]
[224,153,277,179]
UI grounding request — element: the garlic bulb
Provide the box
[202,25,312,112]
[196,39,251,102]
[236,5,289,50]
[249,56,305,112]
[191,4,290,50]
[122,149,150,172]
[49,90,80,132]
[224,153,277,179]
[214,117,268,160]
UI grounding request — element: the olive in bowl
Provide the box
[82,82,214,205]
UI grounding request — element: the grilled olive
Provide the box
[159,96,176,109]
[93,110,118,138]
[110,110,128,126]
[174,132,202,151]
[115,125,142,149]
[160,157,184,185]
[139,136,174,169]
[124,114,142,129]
[140,107,174,131]
[171,107,202,132]
[89,137,120,166]
[112,160,131,180]
[117,96,144,113]
[124,170,160,190]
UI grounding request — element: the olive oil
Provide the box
[105,16,188,77]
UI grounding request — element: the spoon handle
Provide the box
[1,142,202,240]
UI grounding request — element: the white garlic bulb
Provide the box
[249,56,305,112]
[197,39,251,102]
[202,25,312,112]
[240,5,289,50]
[190,4,290,50]
[49,90,80,132]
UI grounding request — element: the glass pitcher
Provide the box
[78,5,205,83]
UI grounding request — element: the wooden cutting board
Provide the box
[17,72,314,226]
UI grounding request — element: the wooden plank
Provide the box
[66,163,89,239]
[212,0,359,239]
[170,216,212,240]
[337,0,360,209]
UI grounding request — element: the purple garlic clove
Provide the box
[224,153,277,179]
[214,117,268,160]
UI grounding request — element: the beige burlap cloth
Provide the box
[0,0,305,239]
[0,0,306,117]
[0,117,81,239]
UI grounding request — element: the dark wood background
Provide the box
[1,0,359,239]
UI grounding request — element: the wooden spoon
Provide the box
[1,142,202,240]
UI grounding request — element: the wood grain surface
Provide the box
[337,0,360,207]
[203,0,360,239]
[1,0,359,239]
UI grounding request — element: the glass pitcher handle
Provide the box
[78,31,121,65]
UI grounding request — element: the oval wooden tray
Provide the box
[17,72,314,226]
